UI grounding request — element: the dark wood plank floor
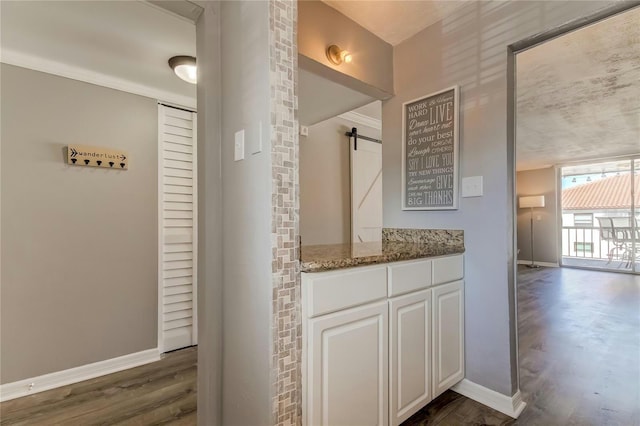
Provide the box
[2,267,638,425]
[404,266,640,425]
[515,266,640,425]
[0,347,197,425]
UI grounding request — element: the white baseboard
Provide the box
[452,379,527,418]
[0,348,160,402]
[517,260,559,268]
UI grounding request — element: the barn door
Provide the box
[158,104,197,353]
[351,137,383,243]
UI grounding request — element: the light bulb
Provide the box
[168,56,197,84]
[326,45,353,65]
[174,64,197,84]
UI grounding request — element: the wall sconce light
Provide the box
[169,56,197,84]
[326,45,352,65]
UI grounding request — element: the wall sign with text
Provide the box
[67,144,129,170]
[402,86,459,210]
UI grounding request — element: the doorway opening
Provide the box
[514,6,639,270]
[512,4,640,424]
[298,64,384,247]
[0,0,199,416]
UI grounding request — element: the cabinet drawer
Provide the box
[302,266,387,318]
[432,255,463,285]
[388,259,432,297]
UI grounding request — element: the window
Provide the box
[574,213,593,227]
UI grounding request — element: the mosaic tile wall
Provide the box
[269,0,301,425]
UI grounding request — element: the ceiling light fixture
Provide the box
[326,45,352,65]
[169,56,197,84]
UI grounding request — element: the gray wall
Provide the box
[220,1,272,424]
[195,2,223,425]
[0,64,157,384]
[300,116,381,245]
[517,168,558,264]
[298,0,394,99]
[382,1,614,396]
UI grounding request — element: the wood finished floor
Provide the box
[0,347,197,425]
[403,266,640,425]
[2,267,638,425]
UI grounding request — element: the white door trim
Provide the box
[157,105,164,351]
[190,113,198,346]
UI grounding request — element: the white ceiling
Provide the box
[323,0,468,46]
[0,1,197,106]
[516,8,640,171]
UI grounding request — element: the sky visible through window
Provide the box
[561,160,634,190]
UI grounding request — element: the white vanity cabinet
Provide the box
[302,266,389,426]
[389,289,432,425]
[432,279,464,399]
[302,254,464,426]
[307,301,389,426]
[430,254,464,400]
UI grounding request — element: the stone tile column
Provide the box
[269,1,301,425]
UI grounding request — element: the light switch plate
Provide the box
[234,129,245,161]
[462,176,483,197]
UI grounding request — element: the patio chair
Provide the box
[597,217,631,264]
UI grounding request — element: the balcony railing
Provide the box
[562,225,637,263]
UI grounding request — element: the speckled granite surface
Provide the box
[383,228,464,246]
[301,240,464,272]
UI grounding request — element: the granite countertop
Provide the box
[301,240,465,273]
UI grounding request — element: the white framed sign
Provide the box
[401,86,459,210]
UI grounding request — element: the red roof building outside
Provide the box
[562,174,640,210]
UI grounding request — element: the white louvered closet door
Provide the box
[158,104,197,353]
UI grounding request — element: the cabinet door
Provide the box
[389,290,432,426]
[432,280,464,398]
[307,301,388,426]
